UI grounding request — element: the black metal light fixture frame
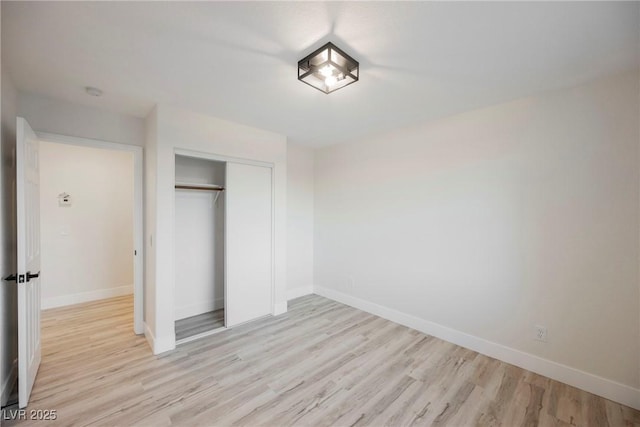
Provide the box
[298,42,359,94]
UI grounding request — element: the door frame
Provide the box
[36,132,144,335]
[173,148,276,336]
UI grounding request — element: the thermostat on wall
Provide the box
[58,192,72,207]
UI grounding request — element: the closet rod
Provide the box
[175,184,225,191]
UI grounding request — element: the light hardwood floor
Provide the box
[3,294,639,426]
[175,309,225,341]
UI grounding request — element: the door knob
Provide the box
[4,274,25,283]
[26,271,40,282]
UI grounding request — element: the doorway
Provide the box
[37,133,143,334]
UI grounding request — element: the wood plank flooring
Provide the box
[3,294,639,426]
[175,309,225,341]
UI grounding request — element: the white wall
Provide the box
[18,92,145,146]
[286,142,314,299]
[314,70,640,407]
[38,141,133,308]
[144,107,157,342]
[144,104,287,354]
[174,156,225,319]
[0,24,19,404]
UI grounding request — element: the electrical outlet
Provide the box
[534,325,548,342]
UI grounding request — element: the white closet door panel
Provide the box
[226,163,272,327]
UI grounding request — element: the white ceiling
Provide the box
[3,1,639,147]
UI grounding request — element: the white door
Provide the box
[16,117,41,408]
[225,163,272,327]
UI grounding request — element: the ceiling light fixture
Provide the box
[85,86,103,97]
[298,42,359,94]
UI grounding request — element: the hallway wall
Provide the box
[39,141,134,308]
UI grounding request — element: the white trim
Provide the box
[36,131,144,335]
[174,148,274,169]
[175,298,224,320]
[271,165,277,319]
[41,286,133,310]
[144,322,156,353]
[144,322,174,355]
[273,301,287,316]
[314,285,640,411]
[1,359,17,406]
[37,132,141,154]
[287,285,314,301]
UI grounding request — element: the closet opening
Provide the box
[174,155,226,343]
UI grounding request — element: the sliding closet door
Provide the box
[226,162,272,327]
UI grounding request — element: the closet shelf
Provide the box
[175,183,225,191]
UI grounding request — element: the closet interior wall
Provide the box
[174,155,225,323]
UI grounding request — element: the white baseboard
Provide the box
[175,297,224,320]
[144,322,175,355]
[1,358,17,406]
[42,285,133,309]
[273,301,287,316]
[287,285,314,300]
[314,285,640,411]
